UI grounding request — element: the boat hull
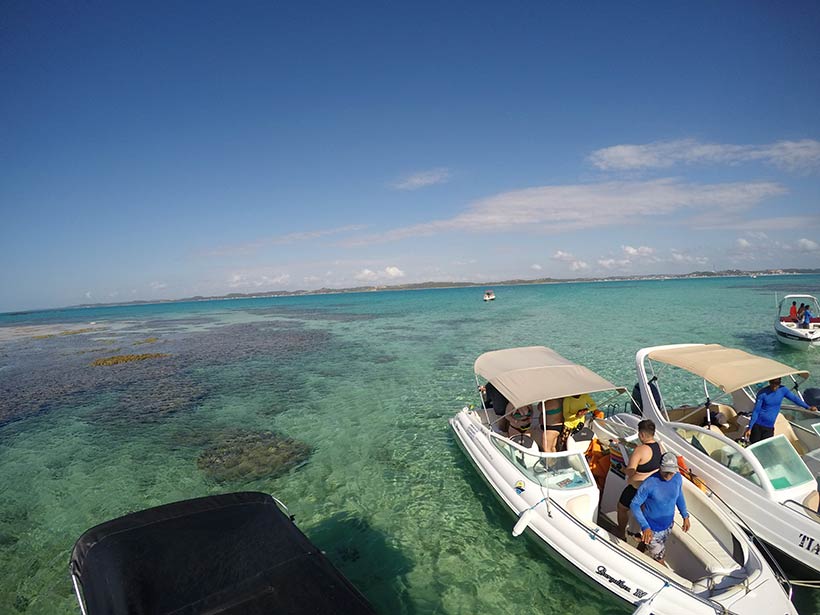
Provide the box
[449,408,794,615]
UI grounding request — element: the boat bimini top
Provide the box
[646,344,808,393]
[475,346,625,409]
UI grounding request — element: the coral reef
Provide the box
[91,353,169,366]
[196,430,312,482]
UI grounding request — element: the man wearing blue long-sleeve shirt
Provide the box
[630,452,690,563]
[744,377,817,444]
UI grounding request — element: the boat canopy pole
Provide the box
[475,375,492,425]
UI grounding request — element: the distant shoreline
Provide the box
[4,268,819,317]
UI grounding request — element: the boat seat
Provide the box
[709,447,732,466]
[670,517,740,576]
[804,491,820,513]
[774,413,808,455]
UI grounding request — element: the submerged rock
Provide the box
[91,353,169,366]
[196,430,312,482]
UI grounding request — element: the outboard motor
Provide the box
[630,380,662,416]
[630,383,643,415]
[804,388,820,408]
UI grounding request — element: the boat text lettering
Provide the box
[798,533,820,555]
[595,565,632,593]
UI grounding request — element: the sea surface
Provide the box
[1,275,819,614]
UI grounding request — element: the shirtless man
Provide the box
[616,419,661,540]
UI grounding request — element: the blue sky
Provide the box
[2,1,819,312]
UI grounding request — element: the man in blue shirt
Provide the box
[744,377,818,444]
[802,307,815,329]
[630,452,690,564]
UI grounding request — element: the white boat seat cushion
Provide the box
[671,517,740,575]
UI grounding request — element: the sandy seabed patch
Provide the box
[0,323,106,343]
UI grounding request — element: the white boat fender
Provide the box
[511,498,548,537]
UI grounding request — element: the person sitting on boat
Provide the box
[797,303,806,323]
[630,452,691,564]
[801,306,815,329]
[504,402,534,447]
[744,377,818,443]
[558,393,598,450]
[616,419,661,541]
[789,301,798,322]
[480,382,510,431]
[534,398,563,452]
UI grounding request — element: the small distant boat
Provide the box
[774,294,820,349]
[483,289,496,301]
[69,492,376,615]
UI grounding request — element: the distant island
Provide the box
[45,267,819,312]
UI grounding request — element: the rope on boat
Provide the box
[790,579,820,588]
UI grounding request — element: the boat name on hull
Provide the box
[798,533,820,555]
[595,565,647,598]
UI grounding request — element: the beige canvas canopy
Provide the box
[647,344,809,393]
[474,346,624,409]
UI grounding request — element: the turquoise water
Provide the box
[2,276,819,614]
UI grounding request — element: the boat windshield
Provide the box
[491,437,593,490]
[591,418,639,443]
[747,435,814,491]
[673,426,761,487]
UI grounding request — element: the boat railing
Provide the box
[487,429,586,460]
[782,498,820,522]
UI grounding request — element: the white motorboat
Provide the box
[450,346,795,615]
[483,289,496,301]
[634,343,820,576]
[775,294,820,349]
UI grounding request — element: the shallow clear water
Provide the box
[1,276,819,614]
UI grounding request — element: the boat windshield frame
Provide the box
[777,294,820,318]
[488,430,595,491]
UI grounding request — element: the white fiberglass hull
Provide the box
[775,322,820,349]
[449,408,795,615]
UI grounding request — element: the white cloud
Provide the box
[150,281,168,290]
[597,258,630,269]
[552,250,576,262]
[589,138,820,172]
[354,269,378,282]
[343,179,785,246]
[355,266,406,282]
[391,167,451,190]
[227,273,290,289]
[551,250,588,272]
[623,245,654,257]
[85,291,93,299]
[670,250,709,265]
[531,263,542,271]
[796,238,820,252]
[735,238,751,249]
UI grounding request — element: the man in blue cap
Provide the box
[630,452,690,564]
